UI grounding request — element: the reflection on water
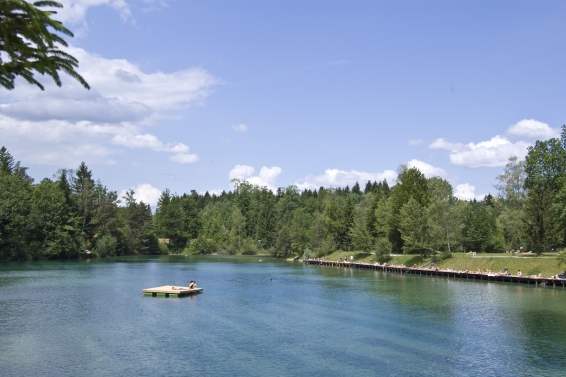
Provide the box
[1,256,566,376]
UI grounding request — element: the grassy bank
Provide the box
[322,251,565,278]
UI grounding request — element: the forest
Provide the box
[1,125,565,262]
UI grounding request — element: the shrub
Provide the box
[434,250,453,263]
[95,235,118,257]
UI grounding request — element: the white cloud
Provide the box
[407,159,446,178]
[57,0,131,25]
[229,165,255,180]
[0,93,151,123]
[71,47,219,114]
[232,124,248,132]
[408,139,423,146]
[111,133,163,150]
[256,166,281,184]
[295,168,397,191]
[170,153,199,164]
[4,46,220,123]
[454,183,486,201]
[0,46,218,167]
[429,138,467,152]
[119,183,162,210]
[111,134,190,154]
[429,119,558,171]
[228,165,282,191]
[166,144,189,154]
[507,119,559,140]
[25,142,118,167]
[429,136,530,168]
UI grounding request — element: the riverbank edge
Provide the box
[302,258,566,288]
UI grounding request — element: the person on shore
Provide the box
[350,255,354,262]
[517,270,522,277]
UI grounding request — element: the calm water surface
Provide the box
[1,256,566,376]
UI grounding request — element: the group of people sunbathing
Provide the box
[304,258,566,280]
[505,250,533,254]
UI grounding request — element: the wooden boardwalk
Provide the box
[303,259,566,288]
[142,285,203,297]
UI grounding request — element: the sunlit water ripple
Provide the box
[1,256,566,376]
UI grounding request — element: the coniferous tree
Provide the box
[0,0,89,90]
[0,159,32,260]
[349,200,373,253]
[121,189,155,255]
[72,162,96,248]
[28,178,79,259]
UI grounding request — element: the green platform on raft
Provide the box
[142,285,203,298]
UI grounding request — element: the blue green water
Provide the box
[1,256,566,376]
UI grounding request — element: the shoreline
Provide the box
[303,258,566,288]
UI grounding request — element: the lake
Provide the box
[1,255,566,376]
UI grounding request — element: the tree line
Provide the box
[1,126,565,261]
[0,147,154,261]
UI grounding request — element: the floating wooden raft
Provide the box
[142,285,203,297]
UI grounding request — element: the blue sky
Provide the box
[0,0,564,209]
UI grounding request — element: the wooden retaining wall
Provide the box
[303,259,566,288]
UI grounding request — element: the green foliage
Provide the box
[322,194,353,250]
[95,235,118,257]
[154,189,186,251]
[522,182,560,254]
[189,236,216,255]
[556,185,566,247]
[433,250,453,263]
[157,240,169,255]
[0,0,89,90]
[288,208,313,255]
[121,189,155,255]
[0,146,33,181]
[496,205,524,250]
[349,197,374,253]
[0,164,33,260]
[461,200,502,253]
[399,197,430,253]
[240,238,259,255]
[73,162,96,249]
[27,178,78,259]
[426,177,461,252]
[524,138,566,192]
[389,166,430,251]
[374,237,392,262]
[316,236,337,257]
[495,155,526,209]
[3,128,566,262]
[274,225,292,258]
[523,137,566,254]
[303,247,315,259]
[0,148,158,260]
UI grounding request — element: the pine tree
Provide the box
[0,0,89,90]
